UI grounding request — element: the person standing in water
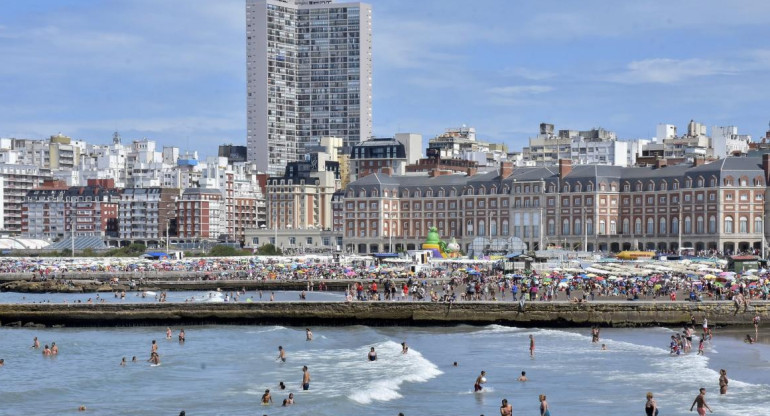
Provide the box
[754,314,760,338]
[306,328,313,341]
[368,347,377,361]
[474,370,486,392]
[500,398,512,416]
[539,394,550,416]
[719,369,728,395]
[166,327,172,339]
[518,371,528,381]
[32,337,40,349]
[151,340,158,354]
[644,392,658,416]
[42,345,52,356]
[689,388,713,415]
[302,366,311,390]
[401,342,408,354]
[529,335,535,358]
[178,329,185,343]
[51,342,58,355]
[120,357,127,366]
[261,389,273,405]
[278,346,286,363]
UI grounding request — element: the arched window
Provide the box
[383,190,389,198]
[634,218,642,234]
[709,216,716,234]
[401,190,409,198]
[574,218,582,235]
[710,177,717,187]
[646,218,654,234]
[438,189,444,197]
[671,217,679,234]
[659,217,667,235]
[739,217,748,234]
[755,217,763,234]
[359,190,366,198]
[696,216,704,234]
[502,219,509,236]
[413,190,421,198]
[697,177,704,187]
[622,218,630,234]
[562,219,570,235]
[466,220,474,236]
[425,190,433,197]
[587,182,593,192]
[575,183,582,193]
[586,218,593,235]
[659,181,667,191]
[684,216,692,234]
[547,219,555,236]
[478,220,486,236]
[647,182,654,191]
[450,189,457,197]
[563,184,570,192]
[490,186,497,195]
[599,220,606,235]
[610,220,616,234]
[371,189,378,197]
[490,219,497,236]
[724,216,733,234]
[636,182,642,192]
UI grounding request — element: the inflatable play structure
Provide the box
[422,227,462,259]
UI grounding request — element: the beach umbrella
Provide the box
[704,274,717,280]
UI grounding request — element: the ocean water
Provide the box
[0,324,768,415]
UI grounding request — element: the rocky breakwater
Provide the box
[0,300,767,328]
[0,280,115,293]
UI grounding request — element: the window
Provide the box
[659,196,667,204]
[634,218,642,234]
[709,216,716,234]
[740,193,748,201]
[478,220,486,236]
[659,217,667,235]
[490,220,497,236]
[289,237,296,245]
[726,193,733,201]
[684,216,692,234]
[684,194,691,202]
[586,197,593,205]
[755,217,763,234]
[696,216,704,234]
[724,216,733,233]
[696,194,703,202]
[562,219,570,235]
[739,217,748,233]
[647,218,654,234]
[671,217,679,234]
[547,219,555,236]
[599,220,606,235]
[610,220,616,234]
[647,196,654,204]
[622,218,630,234]
[467,220,474,236]
[756,194,764,201]
[709,193,716,201]
[586,218,593,235]
[502,220,509,236]
[562,198,570,207]
[574,219,582,235]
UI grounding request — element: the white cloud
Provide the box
[487,85,554,96]
[610,58,735,84]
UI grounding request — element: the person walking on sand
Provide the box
[719,369,728,395]
[529,335,535,358]
[754,314,760,338]
[539,394,551,416]
[500,398,512,416]
[690,387,713,415]
[302,366,311,390]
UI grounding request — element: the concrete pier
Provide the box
[0,301,766,328]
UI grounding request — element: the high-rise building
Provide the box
[246,0,373,175]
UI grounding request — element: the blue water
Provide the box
[0,325,768,415]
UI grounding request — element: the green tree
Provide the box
[256,243,282,256]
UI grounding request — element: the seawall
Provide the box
[0,301,766,328]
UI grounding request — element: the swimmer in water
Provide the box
[120,357,126,366]
[42,345,52,356]
[132,356,137,363]
[151,340,158,354]
[368,347,377,361]
[302,366,310,390]
[529,335,535,358]
[453,361,458,367]
[689,387,713,415]
[261,389,273,405]
[474,370,486,392]
[51,342,58,355]
[286,393,294,405]
[500,398,512,416]
[518,371,528,381]
[601,344,607,351]
[0,358,4,367]
[306,328,313,341]
[539,394,551,416]
[745,334,756,344]
[166,327,172,339]
[32,337,40,349]
[719,369,728,395]
[279,381,286,390]
[178,329,185,343]
[401,342,409,354]
[278,346,286,362]
[148,351,160,365]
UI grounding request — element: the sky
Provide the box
[2,0,770,158]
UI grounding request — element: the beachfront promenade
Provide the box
[1,300,766,328]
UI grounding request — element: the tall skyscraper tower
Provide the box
[246,0,372,175]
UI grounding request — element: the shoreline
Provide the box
[0,300,766,328]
